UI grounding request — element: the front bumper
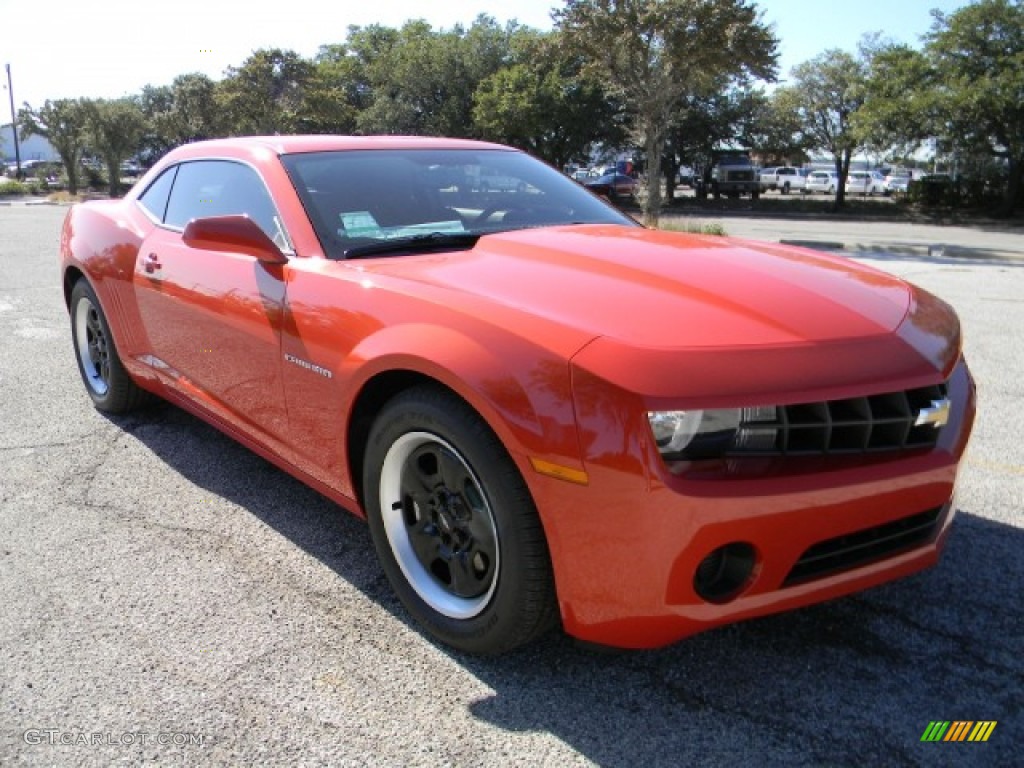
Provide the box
[529,360,975,649]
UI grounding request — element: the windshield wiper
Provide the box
[342,232,481,260]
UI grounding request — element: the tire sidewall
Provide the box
[70,280,118,410]
[363,388,552,654]
[69,278,148,413]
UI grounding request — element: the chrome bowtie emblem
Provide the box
[914,398,951,429]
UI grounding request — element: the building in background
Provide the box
[1,124,58,167]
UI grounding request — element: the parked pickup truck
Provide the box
[760,166,807,194]
[695,152,761,200]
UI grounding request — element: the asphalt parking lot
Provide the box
[1,203,1021,766]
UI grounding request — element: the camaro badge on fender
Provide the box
[284,353,333,379]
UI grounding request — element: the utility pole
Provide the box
[5,63,22,180]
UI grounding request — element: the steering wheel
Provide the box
[472,203,531,224]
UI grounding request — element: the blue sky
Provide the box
[1,0,970,111]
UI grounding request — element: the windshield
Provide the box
[281,148,637,259]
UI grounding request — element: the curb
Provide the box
[780,239,845,250]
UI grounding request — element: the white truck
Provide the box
[695,152,761,200]
[760,166,807,195]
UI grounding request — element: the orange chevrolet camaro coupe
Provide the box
[60,136,975,654]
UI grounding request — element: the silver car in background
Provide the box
[846,171,886,196]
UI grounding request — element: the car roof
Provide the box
[168,135,515,157]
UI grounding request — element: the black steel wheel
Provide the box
[363,386,558,654]
[70,279,149,413]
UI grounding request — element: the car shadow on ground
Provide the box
[111,404,1021,767]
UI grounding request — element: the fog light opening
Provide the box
[694,542,756,603]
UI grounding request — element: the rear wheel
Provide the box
[363,386,558,654]
[70,279,149,413]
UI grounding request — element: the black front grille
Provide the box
[730,382,949,457]
[784,506,943,586]
[726,171,754,182]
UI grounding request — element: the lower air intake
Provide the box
[783,507,942,586]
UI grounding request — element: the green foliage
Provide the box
[776,49,868,207]
[473,29,624,168]
[556,0,778,225]
[925,0,1024,213]
[298,66,359,134]
[217,49,317,135]
[0,180,30,196]
[855,41,933,157]
[139,72,222,159]
[741,88,809,164]
[84,98,147,196]
[344,16,517,137]
[906,175,958,207]
[17,98,90,194]
[666,84,806,186]
[658,218,727,236]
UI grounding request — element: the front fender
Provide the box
[342,322,585,477]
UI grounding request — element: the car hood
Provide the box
[358,225,959,401]
[362,224,911,348]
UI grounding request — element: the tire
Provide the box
[70,279,150,413]
[781,182,790,195]
[363,385,558,654]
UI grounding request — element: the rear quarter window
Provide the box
[137,166,179,222]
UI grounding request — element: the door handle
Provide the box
[143,252,162,274]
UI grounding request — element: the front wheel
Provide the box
[363,386,558,654]
[70,279,149,413]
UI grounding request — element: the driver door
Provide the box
[133,159,292,442]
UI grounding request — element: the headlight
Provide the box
[647,406,778,460]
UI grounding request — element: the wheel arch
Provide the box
[347,369,447,510]
[63,265,87,309]
[339,325,585,512]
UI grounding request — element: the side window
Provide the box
[164,160,291,252]
[137,166,178,221]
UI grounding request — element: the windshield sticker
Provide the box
[339,211,383,239]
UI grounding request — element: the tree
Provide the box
[137,74,222,165]
[84,98,147,196]
[854,40,933,161]
[348,16,516,137]
[217,49,316,135]
[473,29,625,169]
[664,84,806,197]
[743,89,809,165]
[775,50,868,208]
[163,73,221,144]
[18,99,90,194]
[556,0,777,225]
[925,0,1024,214]
[137,83,176,164]
[299,66,360,135]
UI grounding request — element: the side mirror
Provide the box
[182,215,287,264]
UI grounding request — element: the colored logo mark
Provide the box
[921,721,997,742]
